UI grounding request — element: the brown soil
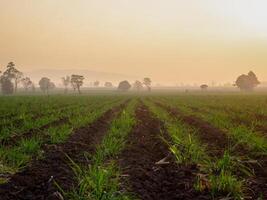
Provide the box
[0,116,69,147]
[0,102,127,200]
[0,103,77,127]
[247,156,267,199]
[155,102,230,158]
[155,102,267,199]
[118,103,210,200]
[0,104,93,147]
[203,105,267,136]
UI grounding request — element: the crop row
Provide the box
[0,96,127,184]
[148,96,267,199]
[1,95,266,199]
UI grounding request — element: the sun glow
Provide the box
[213,0,267,36]
[0,0,267,84]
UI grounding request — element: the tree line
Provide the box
[0,62,86,94]
[0,62,35,94]
[199,71,260,91]
[0,62,152,94]
[0,62,262,94]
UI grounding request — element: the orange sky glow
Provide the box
[0,0,267,84]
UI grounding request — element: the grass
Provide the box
[0,96,128,183]
[66,99,137,200]
[47,124,73,144]
[1,93,267,198]
[144,99,248,199]
[156,95,267,155]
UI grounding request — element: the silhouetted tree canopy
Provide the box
[235,71,260,91]
[39,77,54,94]
[3,62,23,93]
[143,77,152,91]
[118,80,131,91]
[133,80,143,91]
[104,82,113,88]
[71,74,84,94]
[200,84,208,90]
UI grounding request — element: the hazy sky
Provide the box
[0,0,267,84]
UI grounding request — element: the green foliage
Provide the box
[18,137,41,154]
[47,124,73,144]
[209,171,243,199]
[67,99,137,200]
[0,95,128,182]
[144,99,248,199]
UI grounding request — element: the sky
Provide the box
[0,0,267,85]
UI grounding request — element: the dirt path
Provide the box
[0,101,128,200]
[155,101,267,199]
[118,103,209,200]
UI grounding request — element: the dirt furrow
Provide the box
[0,102,101,147]
[118,103,209,200]
[155,101,267,199]
[0,117,69,147]
[0,101,128,200]
[155,102,230,158]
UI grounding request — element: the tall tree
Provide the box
[235,71,260,91]
[143,77,152,91]
[62,76,70,94]
[39,77,51,94]
[71,74,84,94]
[3,62,23,93]
[118,80,131,91]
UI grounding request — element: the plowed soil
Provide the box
[0,102,127,200]
[118,103,210,200]
[155,102,229,157]
[155,102,267,199]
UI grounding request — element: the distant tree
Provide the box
[71,74,84,94]
[39,77,51,94]
[21,77,33,91]
[0,76,14,94]
[93,81,100,87]
[118,80,131,91]
[62,76,70,94]
[133,80,143,91]
[3,62,23,93]
[235,71,260,91]
[200,84,208,91]
[104,82,113,88]
[143,77,152,91]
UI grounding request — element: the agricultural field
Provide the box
[0,93,267,200]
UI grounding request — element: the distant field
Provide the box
[0,93,266,199]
